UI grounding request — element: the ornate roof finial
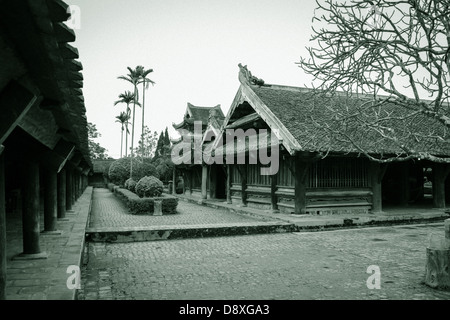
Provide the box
[238,63,265,86]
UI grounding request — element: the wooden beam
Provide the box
[59,43,79,59]
[0,81,41,145]
[54,22,75,43]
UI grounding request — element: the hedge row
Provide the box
[112,184,178,215]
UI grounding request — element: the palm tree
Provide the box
[137,66,155,157]
[115,112,130,158]
[118,68,141,158]
[114,90,139,157]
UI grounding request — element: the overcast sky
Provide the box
[66,0,318,159]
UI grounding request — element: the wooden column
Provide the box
[189,170,193,196]
[226,165,232,204]
[182,171,186,195]
[66,168,73,211]
[0,150,6,300]
[209,166,216,199]
[433,163,450,209]
[21,161,41,254]
[294,157,308,215]
[73,172,78,200]
[172,166,177,195]
[57,168,66,219]
[369,161,387,213]
[271,172,279,213]
[201,165,207,199]
[239,165,248,207]
[43,167,58,232]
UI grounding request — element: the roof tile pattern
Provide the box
[252,85,450,157]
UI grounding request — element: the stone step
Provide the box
[85,221,297,243]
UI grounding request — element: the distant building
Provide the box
[171,103,225,196]
[89,159,116,188]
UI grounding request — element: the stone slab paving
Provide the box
[78,222,450,300]
[89,188,273,230]
[5,187,93,300]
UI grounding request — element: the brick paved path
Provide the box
[89,188,268,229]
[79,222,450,300]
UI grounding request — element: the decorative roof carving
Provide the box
[238,63,265,86]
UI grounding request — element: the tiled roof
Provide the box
[187,103,224,123]
[251,85,450,156]
[173,103,225,131]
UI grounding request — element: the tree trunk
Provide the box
[424,248,450,290]
[125,102,129,157]
[130,87,137,178]
[120,127,123,158]
[142,81,145,158]
[424,219,450,290]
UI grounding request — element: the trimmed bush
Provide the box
[108,157,159,186]
[135,176,164,198]
[124,178,137,193]
[114,187,178,215]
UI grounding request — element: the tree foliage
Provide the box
[134,126,158,158]
[87,122,109,160]
[298,0,450,163]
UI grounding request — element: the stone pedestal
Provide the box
[154,200,163,216]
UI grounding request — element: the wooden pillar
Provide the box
[57,168,66,219]
[189,170,193,196]
[182,171,186,195]
[21,161,41,254]
[239,165,247,207]
[66,168,73,211]
[43,167,58,232]
[209,165,216,199]
[0,150,6,300]
[172,166,176,195]
[73,172,78,199]
[399,162,410,206]
[294,157,308,215]
[226,165,232,204]
[433,163,450,209]
[271,172,279,213]
[369,161,387,213]
[201,165,207,199]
